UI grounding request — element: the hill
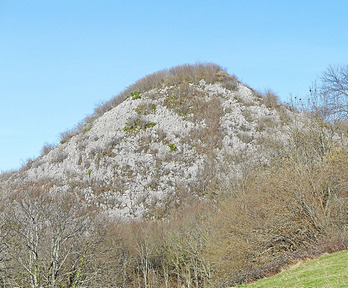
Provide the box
[0,63,346,287]
[1,63,301,219]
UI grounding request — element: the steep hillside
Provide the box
[2,64,303,218]
[0,64,346,287]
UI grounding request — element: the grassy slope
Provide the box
[232,250,348,288]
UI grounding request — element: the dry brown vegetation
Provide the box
[92,63,235,121]
[209,146,347,286]
[0,64,347,287]
[1,115,346,287]
[56,63,237,145]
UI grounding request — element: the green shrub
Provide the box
[123,120,139,132]
[134,103,157,115]
[134,107,142,115]
[145,122,157,128]
[168,143,177,151]
[124,117,156,133]
[131,91,141,100]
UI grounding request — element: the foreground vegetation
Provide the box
[232,250,348,288]
[0,63,347,287]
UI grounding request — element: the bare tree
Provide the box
[1,188,44,288]
[0,185,99,287]
[310,65,348,122]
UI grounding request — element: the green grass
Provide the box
[231,250,348,288]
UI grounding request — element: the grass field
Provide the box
[231,250,348,288]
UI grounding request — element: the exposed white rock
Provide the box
[2,79,305,219]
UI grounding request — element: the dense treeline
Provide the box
[0,64,347,287]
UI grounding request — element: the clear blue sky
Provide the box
[1,0,347,172]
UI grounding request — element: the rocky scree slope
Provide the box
[2,67,302,219]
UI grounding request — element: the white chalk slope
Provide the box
[3,77,301,218]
